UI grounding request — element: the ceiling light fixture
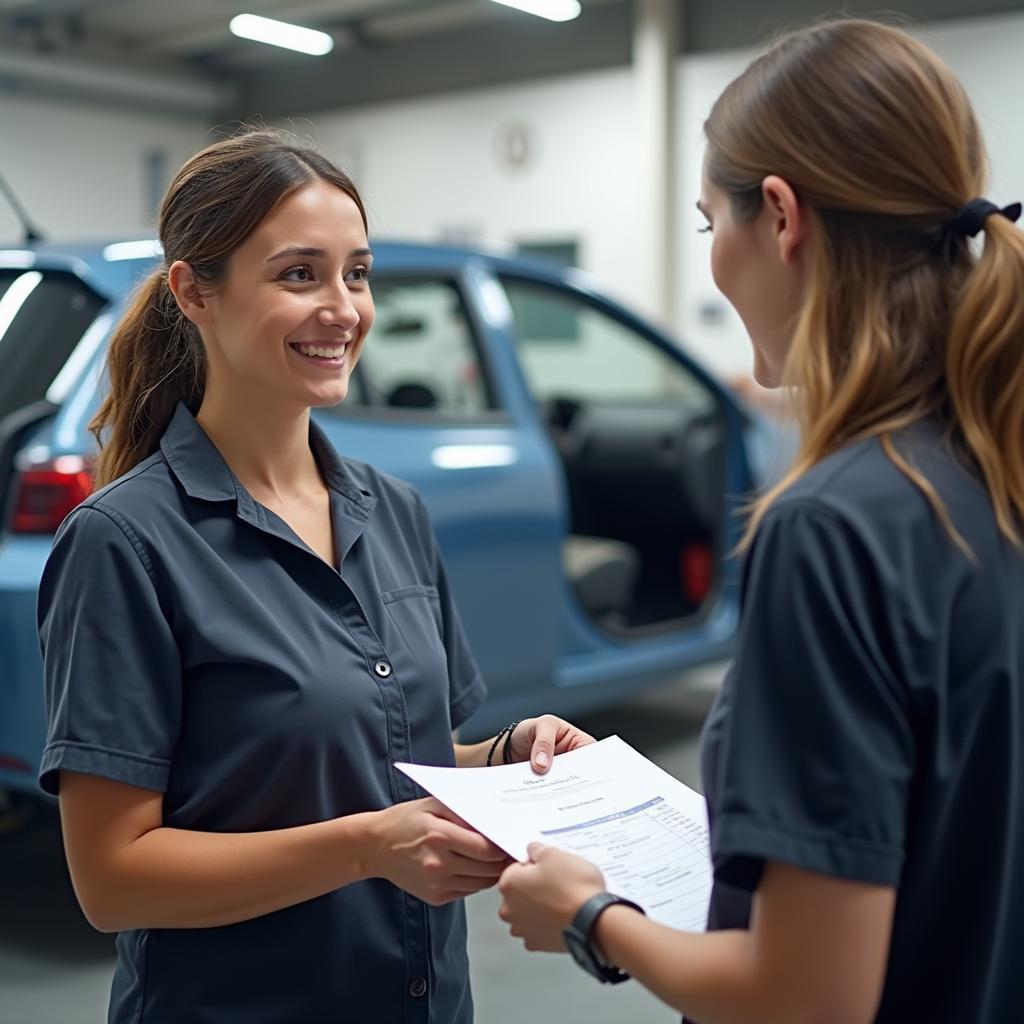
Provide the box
[488,0,581,22]
[229,13,334,56]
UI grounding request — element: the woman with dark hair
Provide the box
[37,129,592,1023]
[498,19,1024,1024]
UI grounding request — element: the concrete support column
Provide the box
[633,0,680,327]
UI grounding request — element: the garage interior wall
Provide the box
[0,10,1020,378]
[0,96,206,244]
[311,8,1024,377]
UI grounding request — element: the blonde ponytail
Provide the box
[946,213,1024,544]
[703,19,1024,552]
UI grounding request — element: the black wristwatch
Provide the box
[563,891,645,984]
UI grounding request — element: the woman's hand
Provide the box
[498,843,605,951]
[506,715,596,774]
[371,797,510,905]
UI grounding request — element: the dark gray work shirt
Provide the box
[37,402,487,1024]
[701,423,1024,1022]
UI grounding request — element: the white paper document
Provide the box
[395,735,712,932]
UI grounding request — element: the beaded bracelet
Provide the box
[485,720,523,767]
[485,725,511,767]
[502,720,523,765]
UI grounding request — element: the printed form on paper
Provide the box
[396,735,712,932]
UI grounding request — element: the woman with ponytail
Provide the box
[499,19,1024,1023]
[36,129,592,1023]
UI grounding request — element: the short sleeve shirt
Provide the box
[37,402,487,1024]
[700,423,1024,1022]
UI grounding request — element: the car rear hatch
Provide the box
[0,254,109,533]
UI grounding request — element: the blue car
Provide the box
[0,238,759,802]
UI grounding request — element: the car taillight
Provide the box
[11,456,93,534]
[0,753,32,773]
[681,542,714,605]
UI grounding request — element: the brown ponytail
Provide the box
[704,19,1024,551]
[90,129,366,487]
[91,270,205,485]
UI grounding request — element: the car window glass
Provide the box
[0,270,106,421]
[501,278,711,408]
[344,279,492,415]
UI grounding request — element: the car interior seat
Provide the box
[562,535,640,622]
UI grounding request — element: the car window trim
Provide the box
[325,270,506,424]
[495,270,729,398]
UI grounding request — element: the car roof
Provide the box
[2,234,641,457]
[1,237,586,301]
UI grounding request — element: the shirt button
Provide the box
[374,659,393,678]
[409,976,427,998]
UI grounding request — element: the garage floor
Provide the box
[0,664,724,1024]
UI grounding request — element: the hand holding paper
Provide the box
[498,842,608,952]
[504,713,595,772]
[396,735,712,932]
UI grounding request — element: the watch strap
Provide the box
[565,891,645,984]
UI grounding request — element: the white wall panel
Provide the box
[307,67,642,312]
[0,95,206,243]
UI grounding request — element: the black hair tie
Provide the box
[949,198,1022,238]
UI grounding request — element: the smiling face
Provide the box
[183,179,374,413]
[698,169,808,387]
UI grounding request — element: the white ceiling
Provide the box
[0,0,1019,117]
[0,0,618,69]
[0,0,629,113]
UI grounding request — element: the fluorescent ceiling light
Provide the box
[229,13,334,55]
[488,0,581,22]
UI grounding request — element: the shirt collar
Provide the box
[308,417,376,512]
[159,402,238,502]
[159,401,377,518]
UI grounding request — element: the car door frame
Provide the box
[489,261,755,712]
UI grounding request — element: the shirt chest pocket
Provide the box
[381,585,446,669]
